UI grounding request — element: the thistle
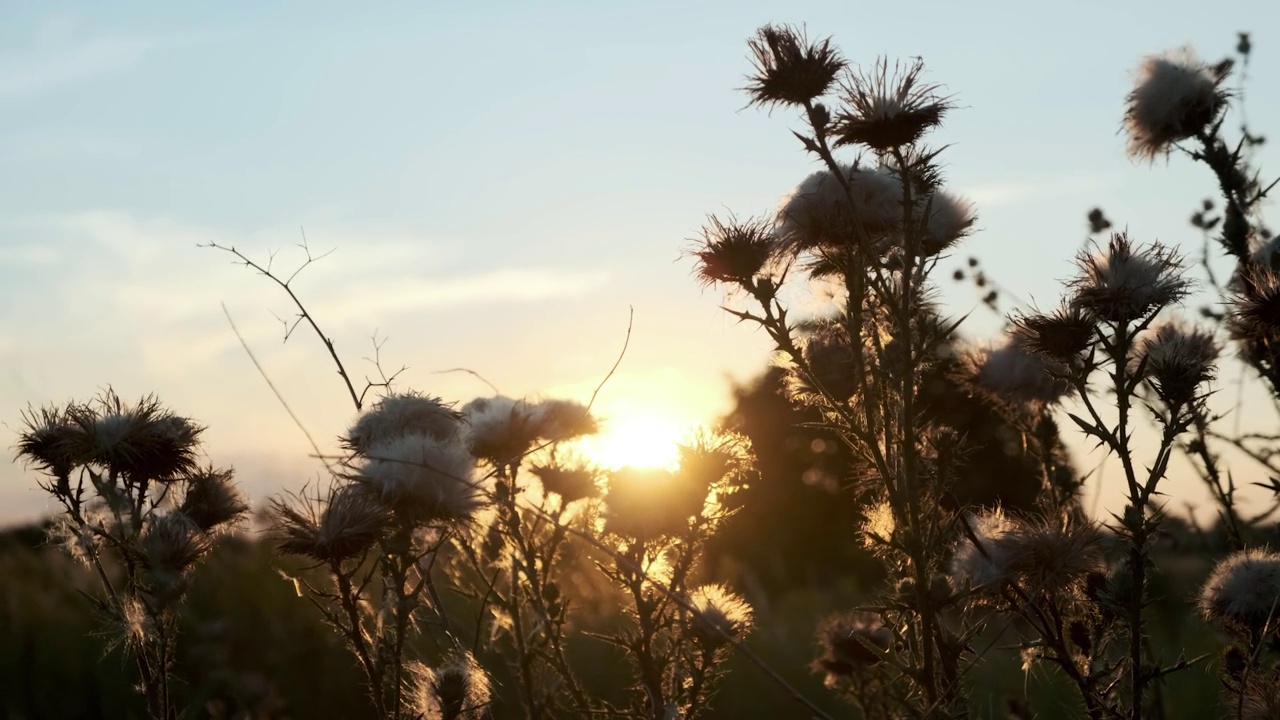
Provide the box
[1125,48,1229,161]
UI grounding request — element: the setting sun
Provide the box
[577,415,686,470]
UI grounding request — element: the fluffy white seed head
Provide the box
[1125,48,1228,161]
[345,393,461,455]
[1200,548,1280,633]
[359,434,483,524]
[1137,320,1219,408]
[949,510,1016,591]
[408,652,491,720]
[964,340,1073,407]
[1070,233,1191,323]
[687,584,755,647]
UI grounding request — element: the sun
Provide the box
[577,415,685,470]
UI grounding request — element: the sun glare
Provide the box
[579,415,685,470]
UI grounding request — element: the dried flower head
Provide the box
[687,584,754,648]
[963,341,1074,407]
[1200,548,1280,634]
[689,214,778,288]
[1069,232,1191,323]
[603,467,706,540]
[776,164,903,253]
[62,391,204,481]
[358,434,482,524]
[677,429,755,500]
[15,404,83,480]
[530,398,598,442]
[834,58,952,150]
[949,509,1017,591]
[1125,48,1229,161]
[916,189,975,255]
[344,392,461,454]
[142,512,212,579]
[272,484,389,563]
[179,466,248,532]
[861,501,896,547]
[1239,670,1280,720]
[530,461,601,505]
[996,518,1106,594]
[462,395,540,462]
[1137,320,1219,408]
[409,652,491,720]
[1010,303,1097,363]
[744,24,844,109]
[1230,266,1280,342]
[814,611,892,680]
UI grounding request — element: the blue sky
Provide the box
[2,1,1277,523]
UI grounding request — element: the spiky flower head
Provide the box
[813,611,892,681]
[142,512,211,603]
[689,214,777,288]
[687,584,754,648]
[344,392,461,455]
[1230,266,1280,343]
[1125,48,1229,161]
[603,467,706,540]
[272,484,389,563]
[358,434,482,524]
[963,340,1074,407]
[15,403,83,481]
[408,652,491,720]
[995,518,1106,595]
[949,509,1017,591]
[676,429,754,502]
[834,57,952,150]
[54,390,204,482]
[1137,320,1219,409]
[1009,303,1097,363]
[1069,232,1191,324]
[744,24,844,109]
[530,461,601,505]
[1199,548,1280,635]
[178,466,248,532]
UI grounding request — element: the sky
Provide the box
[2,0,1278,525]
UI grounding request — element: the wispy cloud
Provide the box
[966,174,1120,209]
[4,211,610,371]
[0,17,152,100]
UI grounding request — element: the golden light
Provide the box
[577,415,685,470]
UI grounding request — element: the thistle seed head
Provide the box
[1009,303,1097,363]
[1125,48,1229,161]
[689,214,778,288]
[1200,548,1280,635]
[408,652,491,720]
[687,584,754,648]
[744,24,844,109]
[358,434,483,525]
[963,340,1074,407]
[179,466,248,532]
[834,57,952,151]
[1136,320,1219,409]
[344,392,461,454]
[1069,232,1191,323]
[949,509,1017,591]
[272,484,389,564]
[814,611,892,680]
[603,467,704,540]
[530,461,601,505]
